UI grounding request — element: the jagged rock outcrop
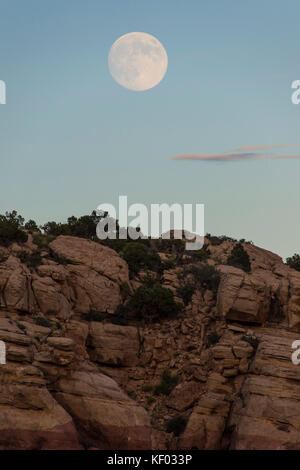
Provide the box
[0,362,81,450]
[217,265,271,324]
[1,234,300,449]
[0,314,152,450]
[229,328,300,449]
[0,236,129,318]
[53,370,151,450]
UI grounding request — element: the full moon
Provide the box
[108,32,168,91]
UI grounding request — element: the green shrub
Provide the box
[286,254,300,272]
[16,322,26,331]
[65,213,102,240]
[177,282,195,306]
[85,311,106,322]
[121,242,161,275]
[24,220,41,233]
[227,242,251,272]
[142,384,155,393]
[126,282,182,322]
[32,234,54,250]
[41,221,69,237]
[183,264,220,292]
[111,312,129,326]
[0,252,8,263]
[0,211,28,247]
[147,396,155,406]
[127,390,137,400]
[152,238,185,256]
[101,239,123,252]
[79,440,94,451]
[17,250,42,268]
[112,302,128,323]
[206,331,220,347]
[154,370,179,396]
[49,250,73,265]
[206,234,237,246]
[161,258,176,271]
[185,245,211,263]
[208,236,222,246]
[42,211,104,241]
[120,281,131,301]
[35,316,52,328]
[166,415,187,436]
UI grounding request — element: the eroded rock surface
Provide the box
[1,235,300,449]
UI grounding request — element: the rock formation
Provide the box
[1,234,300,449]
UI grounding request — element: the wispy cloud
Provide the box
[230,144,300,152]
[171,152,300,162]
[172,153,258,162]
[171,145,300,163]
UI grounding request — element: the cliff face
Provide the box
[1,234,300,450]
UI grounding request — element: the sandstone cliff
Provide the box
[1,234,300,450]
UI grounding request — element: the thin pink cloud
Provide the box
[230,144,299,152]
[171,153,256,162]
[171,152,300,162]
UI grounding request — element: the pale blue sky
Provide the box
[0,0,300,258]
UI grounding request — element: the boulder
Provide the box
[88,322,140,366]
[53,370,152,450]
[167,381,202,411]
[217,265,271,324]
[49,236,129,284]
[0,364,80,450]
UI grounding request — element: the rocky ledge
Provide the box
[1,234,300,450]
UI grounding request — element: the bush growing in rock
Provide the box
[286,253,300,272]
[142,384,155,393]
[0,211,28,247]
[79,440,94,451]
[17,250,42,269]
[189,245,211,262]
[16,322,26,331]
[0,253,8,263]
[24,219,40,233]
[166,415,187,436]
[154,370,179,396]
[183,264,220,292]
[119,281,131,301]
[181,244,211,265]
[35,316,52,328]
[41,221,70,237]
[32,233,55,250]
[111,312,129,326]
[160,258,176,271]
[121,242,162,276]
[177,282,195,306]
[227,242,251,272]
[206,234,237,245]
[125,281,182,322]
[42,211,103,240]
[152,238,185,256]
[48,250,73,265]
[147,396,155,406]
[206,331,220,347]
[85,311,106,322]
